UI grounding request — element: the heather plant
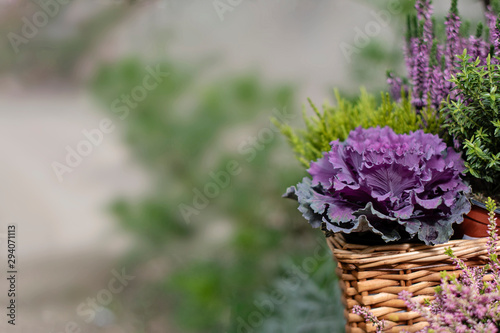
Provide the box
[354,198,500,333]
[389,0,500,113]
[273,89,442,168]
[441,52,500,200]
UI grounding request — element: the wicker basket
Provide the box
[326,233,492,333]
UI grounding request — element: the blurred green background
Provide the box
[0,0,488,332]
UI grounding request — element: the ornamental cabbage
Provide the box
[285,126,471,245]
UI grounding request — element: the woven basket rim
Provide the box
[327,233,491,269]
[329,232,488,250]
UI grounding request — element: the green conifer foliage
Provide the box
[273,89,442,168]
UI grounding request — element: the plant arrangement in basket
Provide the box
[278,0,500,244]
[275,0,500,331]
[388,0,500,237]
[353,198,500,333]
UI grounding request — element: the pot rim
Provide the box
[470,198,500,214]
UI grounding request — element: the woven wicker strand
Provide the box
[326,233,493,333]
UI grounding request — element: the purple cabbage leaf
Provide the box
[285,126,471,245]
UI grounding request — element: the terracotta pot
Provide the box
[455,199,500,239]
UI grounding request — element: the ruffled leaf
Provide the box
[287,126,471,245]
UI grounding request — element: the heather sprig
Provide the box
[353,198,500,333]
[486,197,500,284]
[352,305,385,333]
[444,0,462,73]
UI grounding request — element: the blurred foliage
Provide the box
[273,88,442,168]
[0,1,132,82]
[90,56,343,332]
[350,39,404,89]
[257,258,345,333]
[347,0,417,90]
[164,239,343,332]
[91,57,298,241]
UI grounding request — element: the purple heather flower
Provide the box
[416,0,433,43]
[485,7,500,64]
[352,305,385,333]
[493,22,500,59]
[485,6,497,44]
[408,37,420,79]
[412,40,431,109]
[468,35,489,66]
[387,72,404,101]
[429,65,446,109]
[445,11,461,72]
[404,42,415,82]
